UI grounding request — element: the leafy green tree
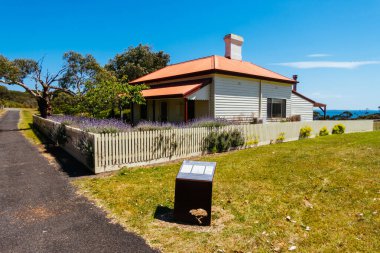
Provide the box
[82,71,147,118]
[59,51,102,96]
[105,44,170,81]
[51,92,82,115]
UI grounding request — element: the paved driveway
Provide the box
[0,110,157,253]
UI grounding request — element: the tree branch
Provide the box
[0,79,40,98]
[50,86,76,96]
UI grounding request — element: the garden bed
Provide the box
[48,115,232,133]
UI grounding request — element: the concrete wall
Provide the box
[33,115,96,172]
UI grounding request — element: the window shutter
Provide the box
[282,99,287,118]
[267,98,272,118]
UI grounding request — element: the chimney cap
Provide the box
[224,33,244,43]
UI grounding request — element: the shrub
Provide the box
[204,129,245,153]
[189,117,231,128]
[299,126,312,139]
[217,131,231,152]
[319,126,329,136]
[332,124,345,134]
[286,115,301,122]
[230,129,245,147]
[204,131,218,153]
[276,132,285,143]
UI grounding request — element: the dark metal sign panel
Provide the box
[176,160,216,182]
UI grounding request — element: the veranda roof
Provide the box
[141,81,204,99]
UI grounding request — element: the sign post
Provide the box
[174,160,216,226]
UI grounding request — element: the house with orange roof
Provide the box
[130,34,326,124]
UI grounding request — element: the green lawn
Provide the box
[74,131,380,252]
[17,108,44,145]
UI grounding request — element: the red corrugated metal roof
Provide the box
[142,82,203,98]
[130,55,295,84]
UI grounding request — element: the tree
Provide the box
[0,55,74,118]
[105,44,170,82]
[59,51,102,96]
[82,71,147,118]
[0,53,102,118]
[332,111,353,120]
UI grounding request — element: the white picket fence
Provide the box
[33,115,374,174]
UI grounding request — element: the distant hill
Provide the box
[0,85,37,108]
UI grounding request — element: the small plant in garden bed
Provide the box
[245,135,259,146]
[332,124,345,134]
[299,126,312,139]
[276,132,285,143]
[319,126,329,136]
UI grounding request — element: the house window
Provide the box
[140,104,147,120]
[267,98,286,118]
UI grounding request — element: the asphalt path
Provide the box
[0,110,157,253]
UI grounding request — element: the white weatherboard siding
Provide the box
[214,76,260,119]
[291,93,314,121]
[261,82,292,121]
[187,85,209,100]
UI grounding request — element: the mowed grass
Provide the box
[74,131,380,252]
[18,108,44,145]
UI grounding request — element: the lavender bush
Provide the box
[49,115,131,134]
[48,116,233,133]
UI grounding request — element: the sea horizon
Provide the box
[314,109,379,118]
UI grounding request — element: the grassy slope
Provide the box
[74,131,380,252]
[18,109,44,145]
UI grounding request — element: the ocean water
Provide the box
[314,109,379,118]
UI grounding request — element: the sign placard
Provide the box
[177,160,216,182]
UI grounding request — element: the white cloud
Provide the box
[307,53,331,58]
[274,61,380,69]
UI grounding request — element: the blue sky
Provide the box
[1,0,379,110]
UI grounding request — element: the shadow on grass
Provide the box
[154,206,175,223]
[29,123,93,178]
[154,205,203,226]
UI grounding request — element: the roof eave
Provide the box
[292,90,326,107]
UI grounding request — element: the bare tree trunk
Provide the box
[37,91,52,118]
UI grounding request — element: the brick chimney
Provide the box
[224,34,244,60]
[292,75,298,91]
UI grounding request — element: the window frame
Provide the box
[267,98,286,119]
